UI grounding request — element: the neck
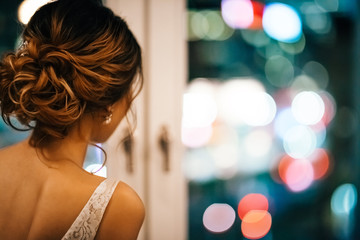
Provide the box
[30,120,93,169]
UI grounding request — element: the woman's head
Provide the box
[0,0,142,146]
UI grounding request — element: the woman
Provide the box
[0,0,144,239]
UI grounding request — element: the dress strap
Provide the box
[61,178,119,240]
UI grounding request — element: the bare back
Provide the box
[0,141,145,240]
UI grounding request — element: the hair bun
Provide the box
[0,42,85,138]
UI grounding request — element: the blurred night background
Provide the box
[0,0,360,239]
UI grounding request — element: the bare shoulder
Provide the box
[95,181,145,240]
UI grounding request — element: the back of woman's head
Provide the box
[0,0,142,146]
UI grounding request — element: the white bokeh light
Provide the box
[262,3,302,43]
[244,130,273,158]
[203,203,236,233]
[242,92,277,126]
[182,93,217,128]
[283,125,317,159]
[292,91,325,125]
[221,0,254,29]
[18,0,53,24]
[274,108,298,139]
[217,79,266,125]
[181,125,213,148]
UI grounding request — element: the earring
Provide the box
[104,112,113,125]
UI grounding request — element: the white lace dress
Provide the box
[61,179,119,240]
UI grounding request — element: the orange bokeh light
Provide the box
[241,210,272,239]
[278,154,294,183]
[238,193,269,220]
[308,148,330,180]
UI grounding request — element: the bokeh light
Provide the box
[285,159,314,192]
[303,61,329,89]
[315,0,339,12]
[18,0,53,24]
[182,125,213,148]
[319,91,337,126]
[238,193,269,220]
[183,149,215,182]
[188,10,235,41]
[283,125,317,159]
[249,1,265,30]
[242,92,277,126]
[331,183,358,215]
[241,210,272,239]
[182,92,217,128]
[241,30,271,48]
[262,3,302,43]
[308,148,330,180]
[244,130,272,158]
[291,91,325,125]
[278,34,306,55]
[217,78,265,125]
[302,2,332,34]
[203,203,236,233]
[274,108,298,139]
[221,0,254,29]
[291,74,319,92]
[212,142,239,171]
[265,55,294,87]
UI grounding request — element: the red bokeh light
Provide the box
[249,1,265,29]
[238,193,269,220]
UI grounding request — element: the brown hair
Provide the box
[0,0,143,147]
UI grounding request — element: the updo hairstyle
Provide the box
[0,0,143,147]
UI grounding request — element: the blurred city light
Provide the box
[249,1,265,29]
[241,92,277,126]
[188,10,235,41]
[221,0,254,29]
[274,108,298,139]
[18,0,52,24]
[308,148,331,180]
[203,203,236,233]
[182,92,217,128]
[265,55,294,87]
[241,29,271,47]
[291,91,325,125]
[181,125,213,148]
[283,125,317,159]
[217,78,266,125]
[291,74,319,92]
[303,61,329,89]
[284,158,314,192]
[238,193,269,220]
[278,34,306,55]
[302,2,332,34]
[183,149,216,182]
[315,0,339,12]
[244,130,272,158]
[262,3,302,43]
[331,183,358,216]
[241,210,272,239]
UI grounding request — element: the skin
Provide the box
[0,97,145,240]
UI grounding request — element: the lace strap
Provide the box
[61,179,119,240]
